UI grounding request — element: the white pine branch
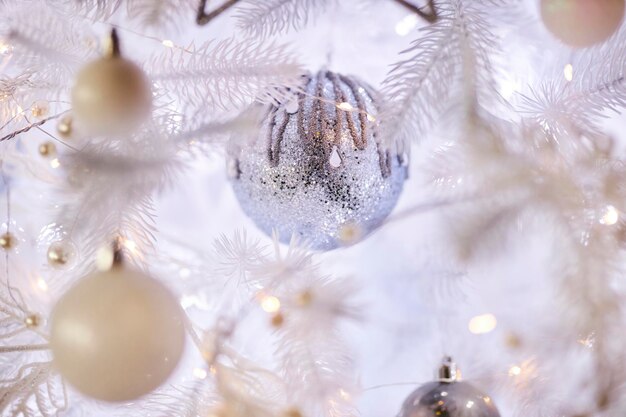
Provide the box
[235,0,331,38]
[381,0,501,147]
[126,0,197,30]
[2,2,97,83]
[149,38,304,113]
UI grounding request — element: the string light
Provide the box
[162,39,174,48]
[260,295,281,313]
[395,14,419,36]
[36,277,49,292]
[600,205,619,225]
[508,365,522,376]
[564,64,573,82]
[193,367,208,379]
[50,158,61,169]
[468,314,497,334]
[337,102,354,111]
[0,40,12,55]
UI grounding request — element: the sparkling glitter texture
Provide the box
[398,381,501,417]
[229,70,408,250]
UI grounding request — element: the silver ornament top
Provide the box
[398,358,501,417]
[229,70,408,250]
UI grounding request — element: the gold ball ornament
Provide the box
[46,240,75,267]
[71,30,152,135]
[0,232,16,250]
[541,0,625,47]
[38,142,56,157]
[57,115,74,137]
[50,266,186,402]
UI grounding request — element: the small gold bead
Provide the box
[38,142,56,157]
[505,333,522,349]
[24,314,40,328]
[296,290,313,307]
[0,232,15,250]
[57,115,73,136]
[283,407,303,417]
[31,101,49,118]
[47,241,73,267]
[271,312,284,327]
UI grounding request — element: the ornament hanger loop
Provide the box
[438,356,458,383]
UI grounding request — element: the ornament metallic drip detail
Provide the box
[229,70,408,250]
[397,357,501,417]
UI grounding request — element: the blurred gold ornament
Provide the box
[47,240,75,267]
[31,100,49,118]
[50,260,186,402]
[57,115,73,137]
[541,0,625,47]
[505,333,522,349]
[0,232,15,250]
[283,408,303,417]
[24,314,40,328]
[271,312,284,327]
[38,142,56,157]
[71,29,152,135]
[296,290,312,307]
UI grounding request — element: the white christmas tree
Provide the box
[0,1,625,417]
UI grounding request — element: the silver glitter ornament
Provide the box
[398,358,501,417]
[229,70,408,250]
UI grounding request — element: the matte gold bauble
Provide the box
[50,267,186,402]
[541,0,625,47]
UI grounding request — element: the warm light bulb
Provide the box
[564,64,573,81]
[260,295,281,313]
[600,205,619,225]
[193,368,208,380]
[395,14,419,36]
[508,365,522,376]
[337,102,354,111]
[468,314,497,334]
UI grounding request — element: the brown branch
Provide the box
[393,0,438,23]
[196,0,242,26]
[0,111,69,143]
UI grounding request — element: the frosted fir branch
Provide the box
[57,125,184,267]
[250,236,358,416]
[149,38,304,113]
[1,1,97,82]
[126,0,197,30]
[235,0,332,38]
[207,232,358,417]
[519,28,626,141]
[381,0,502,146]
[0,362,67,417]
[174,105,266,147]
[57,0,123,20]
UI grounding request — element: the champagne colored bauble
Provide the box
[71,56,152,135]
[541,0,625,47]
[50,267,186,402]
[229,70,408,250]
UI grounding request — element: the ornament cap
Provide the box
[437,356,458,383]
[111,238,125,268]
[105,28,121,58]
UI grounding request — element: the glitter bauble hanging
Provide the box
[49,249,186,402]
[398,357,501,417]
[229,70,408,250]
[541,0,625,47]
